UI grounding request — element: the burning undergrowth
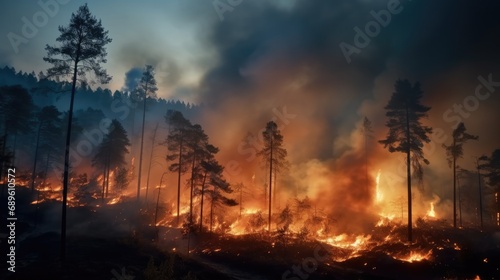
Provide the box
[187,220,500,279]
[6,180,500,279]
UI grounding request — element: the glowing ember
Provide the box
[395,249,433,263]
[108,197,120,205]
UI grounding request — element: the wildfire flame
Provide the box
[426,202,436,218]
[108,197,120,205]
[395,249,433,263]
[375,169,383,203]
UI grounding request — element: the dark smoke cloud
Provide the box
[193,0,500,224]
[122,67,143,92]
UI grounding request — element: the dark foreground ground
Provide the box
[1,185,499,279]
[1,228,499,280]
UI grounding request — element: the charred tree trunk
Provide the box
[176,140,183,225]
[458,175,462,228]
[453,141,457,229]
[136,92,147,204]
[31,121,42,192]
[405,102,412,242]
[145,122,159,206]
[199,172,207,232]
[189,153,196,224]
[268,139,273,232]
[61,54,79,261]
[43,151,50,188]
[476,160,483,229]
[210,188,215,233]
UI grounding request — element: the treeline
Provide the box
[0,66,201,186]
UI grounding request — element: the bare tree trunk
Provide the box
[199,172,207,232]
[210,188,215,233]
[405,104,412,242]
[458,175,462,228]
[189,153,196,224]
[31,121,42,192]
[453,146,457,228]
[43,151,50,188]
[136,92,147,204]
[476,160,483,229]
[176,140,183,225]
[268,140,273,232]
[61,54,79,262]
[145,122,159,206]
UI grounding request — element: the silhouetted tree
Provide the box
[442,122,478,228]
[198,157,233,232]
[69,173,88,194]
[277,205,294,245]
[208,183,238,233]
[479,149,500,227]
[233,183,249,217]
[136,65,158,203]
[30,106,61,191]
[362,117,373,182]
[43,3,112,260]
[258,121,288,232]
[0,137,13,198]
[114,167,130,196]
[145,122,161,205]
[0,85,34,179]
[73,177,100,206]
[185,124,216,225]
[92,120,130,199]
[379,79,432,242]
[166,110,193,224]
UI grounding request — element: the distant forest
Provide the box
[0,66,200,177]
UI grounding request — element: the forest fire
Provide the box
[1,1,500,279]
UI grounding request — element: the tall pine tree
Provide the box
[258,121,288,232]
[136,65,157,203]
[43,4,111,260]
[442,122,478,228]
[379,79,432,242]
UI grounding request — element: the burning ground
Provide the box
[1,176,499,279]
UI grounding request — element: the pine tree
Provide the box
[379,79,432,242]
[442,122,478,228]
[43,4,111,260]
[30,106,62,191]
[0,85,34,180]
[92,120,130,199]
[136,65,158,203]
[114,167,130,196]
[257,121,288,232]
[166,110,192,224]
[362,117,373,183]
[479,150,500,227]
